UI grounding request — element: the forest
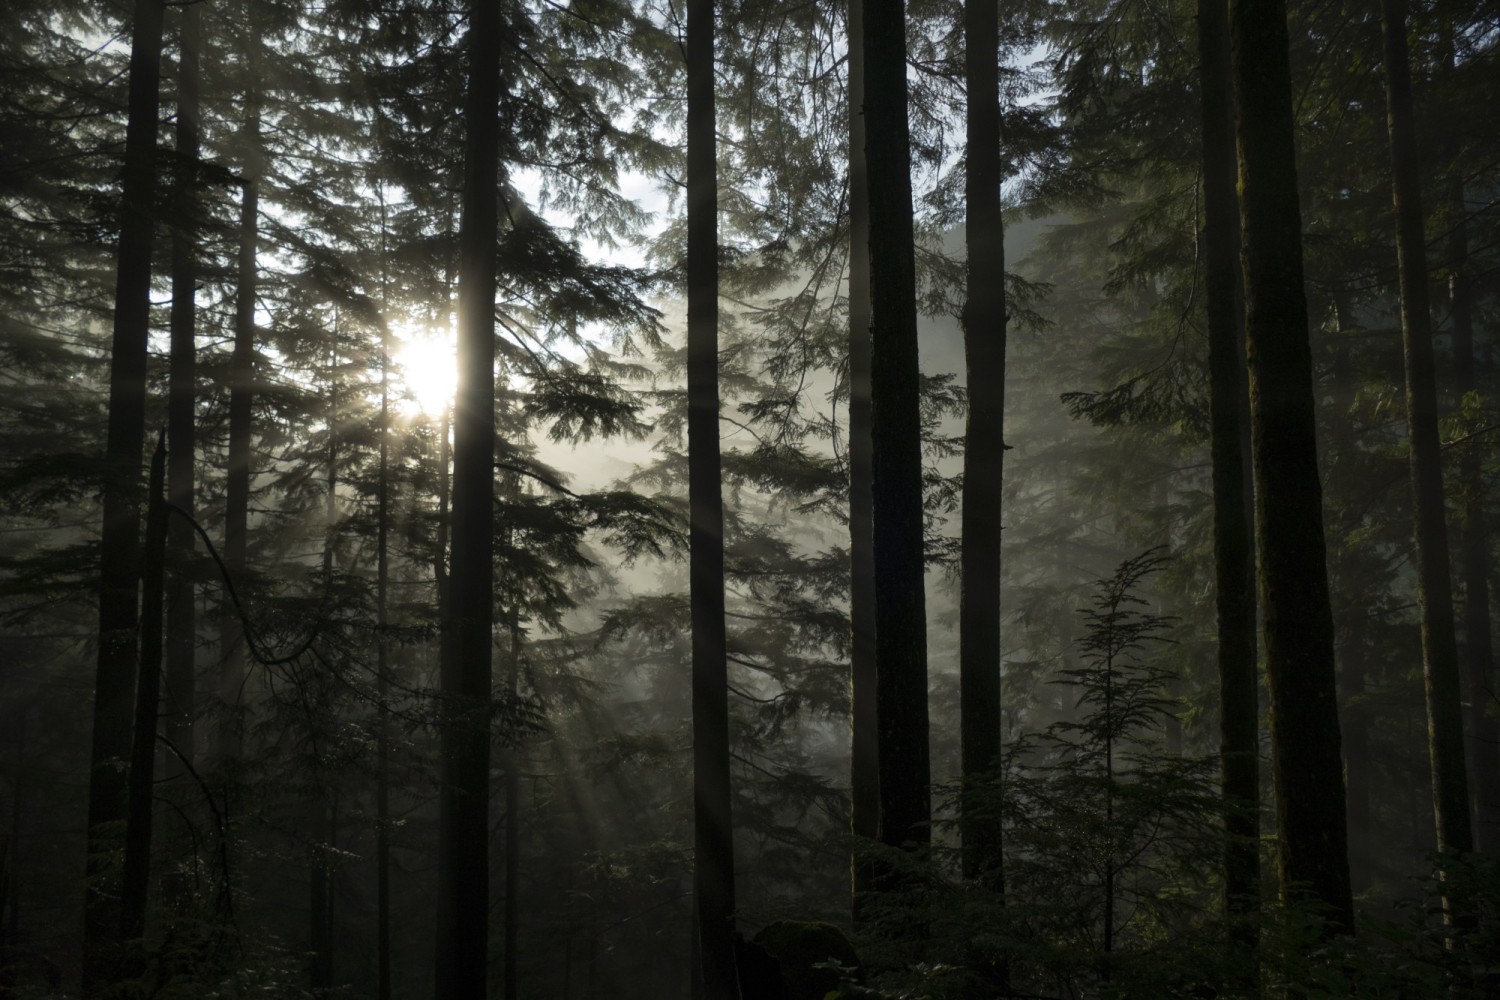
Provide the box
[2,0,1499,995]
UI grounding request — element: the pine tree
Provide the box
[84,0,167,978]
[865,0,931,854]
[1229,0,1354,933]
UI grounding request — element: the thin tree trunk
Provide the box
[434,0,500,994]
[959,0,1006,886]
[1378,0,1473,861]
[686,0,738,994]
[1448,185,1499,854]
[376,197,393,1000]
[121,436,168,942]
[1198,0,1260,950]
[504,611,521,1000]
[1229,0,1354,934]
[846,0,878,910]
[166,0,200,782]
[1435,9,1498,853]
[220,131,259,765]
[865,0,930,852]
[85,0,166,976]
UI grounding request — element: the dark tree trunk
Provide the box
[1379,0,1473,861]
[220,151,258,766]
[85,0,166,975]
[121,436,168,942]
[864,0,930,852]
[166,1,200,780]
[376,196,393,1000]
[1228,0,1354,934]
[846,0,878,909]
[1198,0,1260,947]
[686,0,739,995]
[959,0,1006,886]
[434,0,500,995]
[1448,191,1499,854]
[504,613,521,1000]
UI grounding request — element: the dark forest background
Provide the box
[2,0,1499,996]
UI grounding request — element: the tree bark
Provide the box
[1447,185,1499,855]
[865,0,930,852]
[504,612,521,1000]
[376,199,393,1000]
[959,0,1006,887]
[1198,0,1260,945]
[1228,0,1354,934]
[686,0,739,994]
[1378,0,1473,860]
[85,0,166,976]
[846,0,878,910]
[121,436,168,942]
[166,0,200,781]
[220,134,258,766]
[434,0,500,995]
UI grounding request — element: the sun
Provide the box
[392,323,457,417]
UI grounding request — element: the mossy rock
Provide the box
[751,921,862,1000]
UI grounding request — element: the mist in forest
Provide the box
[2,0,1498,997]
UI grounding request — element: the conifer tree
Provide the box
[84,0,166,977]
[435,0,500,996]
[1229,0,1354,933]
[959,0,1007,883]
[865,0,930,853]
[1377,0,1472,863]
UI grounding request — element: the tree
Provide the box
[1197,0,1259,951]
[1377,0,1472,864]
[1229,0,1354,933]
[687,0,739,993]
[865,0,931,854]
[434,0,500,996]
[846,0,878,907]
[959,0,1007,885]
[84,0,166,978]
[166,0,200,780]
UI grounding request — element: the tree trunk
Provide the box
[959,0,1006,887]
[121,436,168,942]
[220,134,258,766]
[1448,185,1499,855]
[434,0,500,995]
[376,200,393,1000]
[846,0,878,911]
[504,612,521,1000]
[1228,0,1354,934]
[1378,0,1473,861]
[865,0,930,852]
[686,0,739,994]
[1198,0,1260,947]
[166,0,200,781]
[85,0,166,976]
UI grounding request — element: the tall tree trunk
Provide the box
[1198,0,1260,949]
[1229,0,1354,934]
[686,0,739,994]
[376,199,393,1000]
[434,0,500,995]
[504,611,521,1000]
[1378,0,1473,861]
[220,120,259,765]
[166,0,200,781]
[85,0,166,977]
[846,0,878,910]
[959,0,1006,886]
[865,0,930,852]
[1447,178,1499,855]
[121,436,168,942]
[1439,6,1497,859]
